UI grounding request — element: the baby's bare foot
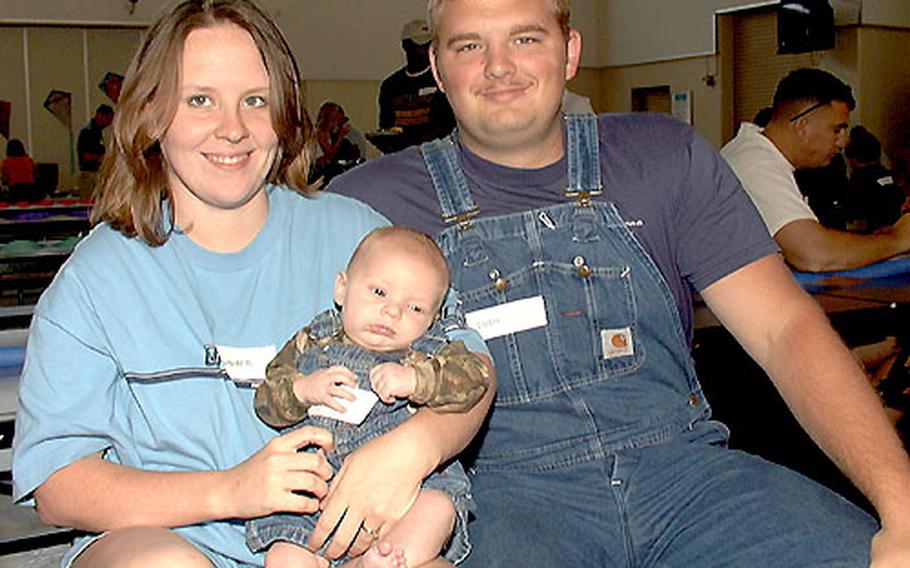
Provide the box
[359,540,407,568]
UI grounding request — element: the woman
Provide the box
[1,138,38,201]
[11,1,491,566]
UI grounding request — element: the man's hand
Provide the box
[870,524,910,567]
[307,432,423,560]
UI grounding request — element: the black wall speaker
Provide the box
[778,0,835,54]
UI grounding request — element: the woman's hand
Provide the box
[218,426,335,520]
[307,431,426,560]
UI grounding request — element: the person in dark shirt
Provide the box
[377,19,455,151]
[845,125,904,233]
[795,153,851,230]
[76,104,114,198]
[77,104,114,172]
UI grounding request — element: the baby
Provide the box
[248,226,491,568]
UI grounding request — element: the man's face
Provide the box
[430,0,581,166]
[796,100,850,168]
[98,112,114,129]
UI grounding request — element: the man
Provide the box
[722,69,910,272]
[845,125,905,233]
[330,0,910,565]
[76,104,114,198]
[377,18,455,149]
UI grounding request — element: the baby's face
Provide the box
[334,247,446,352]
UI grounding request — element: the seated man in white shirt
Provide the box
[721,68,910,273]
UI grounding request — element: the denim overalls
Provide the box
[245,310,473,564]
[419,115,875,567]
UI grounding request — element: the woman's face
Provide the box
[161,23,278,223]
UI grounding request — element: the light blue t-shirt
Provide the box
[13,186,394,565]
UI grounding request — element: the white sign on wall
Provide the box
[672,91,693,124]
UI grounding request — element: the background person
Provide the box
[1,138,38,201]
[76,104,114,198]
[330,0,910,565]
[794,152,851,230]
[377,18,455,150]
[11,2,492,566]
[844,125,904,233]
[311,101,368,184]
[722,68,910,272]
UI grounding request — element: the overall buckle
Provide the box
[564,187,603,208]
[442,207,480,230]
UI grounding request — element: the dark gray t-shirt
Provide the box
[329,113,777,343]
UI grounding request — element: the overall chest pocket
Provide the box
[452,230,643,405]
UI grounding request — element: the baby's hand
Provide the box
[294,365,357,413]
[369,363,417,404]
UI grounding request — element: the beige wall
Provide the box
[567,68,603,113]
[0,29,28,154]
[856,26,910,166]
[598,55,726,147]
[863,0,910,27]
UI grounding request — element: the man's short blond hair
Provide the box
[427,0,571,41]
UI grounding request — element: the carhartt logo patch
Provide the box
[601,327,634,359]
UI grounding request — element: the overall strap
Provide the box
[564,114,603,206]
[420,135,479,229]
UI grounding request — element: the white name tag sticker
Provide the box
[601,327,634,359]
[418,86,438,97]
[309,386,378,425]
[465,295,548,341]
[217,345,277,382]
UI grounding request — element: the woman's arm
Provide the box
[33,426,335,531]
[309,354,495,560]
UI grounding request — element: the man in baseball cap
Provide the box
[375,18,454,151]
[401,18,432,45]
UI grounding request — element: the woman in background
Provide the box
[1,138,38,201]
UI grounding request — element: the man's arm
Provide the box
[378,78,395,130]
[701,254,910,549]
[775,215,910,272]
